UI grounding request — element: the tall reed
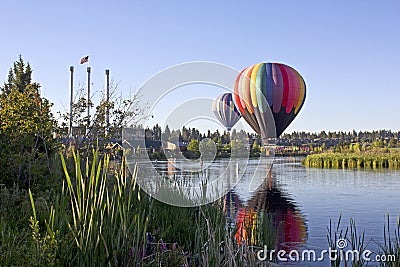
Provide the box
[327,215,400,267]
[378,214,400,267]
[327,214,348,267]
[26,149,280,266]
[28,150,150,266]
[304,151,400,169]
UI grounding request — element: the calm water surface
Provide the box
[235,157,400,266]
[148,157,400,266]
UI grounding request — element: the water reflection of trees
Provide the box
[224,175,307,251]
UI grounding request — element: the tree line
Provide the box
[145,124,399,148]
[1,56,399,188]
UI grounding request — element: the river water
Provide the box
[235,157,400,266]
[141,157,400,266]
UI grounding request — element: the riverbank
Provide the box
[303,148,400,169]
[148,151,309,160]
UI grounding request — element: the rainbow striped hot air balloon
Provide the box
[233,63,306,138]
[212,93,242,131]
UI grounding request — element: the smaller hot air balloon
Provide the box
[212,93,242,131]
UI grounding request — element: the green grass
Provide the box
[303,149,400,169]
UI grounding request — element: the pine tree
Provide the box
[0,56,56,188]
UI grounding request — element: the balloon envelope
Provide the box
[233,63,306,138]
[212,93,241,131]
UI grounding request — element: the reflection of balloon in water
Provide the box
[233,62,306,138]
[212,93,242,131]
[223,191,242,228]
[232,185,307,250]
[235,208,258,245]
[281,209,306,251]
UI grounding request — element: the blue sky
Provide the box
[1,1,399,133]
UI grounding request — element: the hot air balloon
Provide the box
[212,93,242,131]
[233,63,306,139]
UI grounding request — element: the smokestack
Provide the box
[105,69,110,135]
[87,66,91,133]
[69,66,74,138]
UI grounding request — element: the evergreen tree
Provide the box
[0,56,56,188]
[163,125,171,141]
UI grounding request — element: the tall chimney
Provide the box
[105,69,110,135]
[69,66,74,138]
[87,66,91,133]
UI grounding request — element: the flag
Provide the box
[80,55,89,64]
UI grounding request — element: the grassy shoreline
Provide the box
[2,150,400,266]
[303,149,400,169]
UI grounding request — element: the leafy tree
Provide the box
[0,56,56,187]
[252,141,261,154]
[388,137,398,148]
[199,139,215,155]
[372,139,384,148]
[223,143,231,152]
[59,79,147,144]
[353,142,361,153]
[231,140,246,156]
[187,139,199,152]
